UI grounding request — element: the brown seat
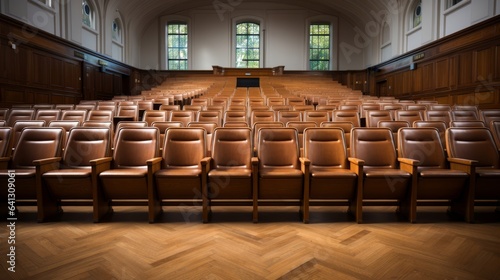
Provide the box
[286,121,316,157]
[413,121,447,150]
[0,127,12,157]
[96,127,160,221]
[450,110,479,121]
[197,111,222,127]
[449,121,486,128]
[268,97,285,106]
[188,121,218,157]
[252,122,284,156]
[224,111,247,124]
[38,127,112,222]
[377,120,410,146]
[301,128,359,223]
[0,127,64,217]
[349,128,412,223]
[278,110,302,124]
[32,104,55,110]
[303,110,329,126]
[159,104,181,111]
[183,105,203,112]
[255,127,304,222]
[148,127,210,223]
[429,104,451,111]
[491,121,500,152]
[0,108,10,121]
[320,121,354,156]
[75,104,96,111]
[394,110,423,124]
[151,121,184,149]
[115,105,139,125]
[452,105,479,116]
[406,104,428,111]
[35,109,61,123]
[250,110,275,127]
[207,128,258,222]
[479,109,500,126]
[96,105,116,116]
[365,110,392,127]
[61,110,88,124]
[286,97,305,106]
[87,110,114,121]
[446,127,500,220]
[11,120,46,152]
[6,109,35,127]
[360,104,380,119]
[170,110,196,127]
[424,110,452,127]
[223,121,249,128]
[398,128,471,222]
[142,110,169,126]
[331,110,360,127]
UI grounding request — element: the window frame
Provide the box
[308,23,331,71]
[82,0,96,30]
[235,21,261,68]
[166,22,189,70]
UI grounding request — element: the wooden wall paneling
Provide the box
[459,51,474,86]
[496,45,500,80]
[402,71,413,95]
[83,63,96,101]
[113,73,123,95]
[435,58,450,90]
[449,56,458,89]
[412,66,423,93]
[63,60,82,92]
[3,88,26,104]
[474,47,495,83]
[50,57,65,90]
[5,45,28,84]
[421,63,434,92]
[30,51,51,87]
[456,93,477,106]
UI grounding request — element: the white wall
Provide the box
[192,11,231,69]
[441,0,496,37]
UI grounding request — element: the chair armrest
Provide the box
[251,157,259,166]
[90,157,113,174]
[147,157,163,175]
[398,158,420,174]
[447,157,478,174]
[201,157,211,169]
[33,157,62,174]
[299,157,310,174]
[0,156,10,169]
[348,157,365,175]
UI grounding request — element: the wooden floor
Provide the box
[1,205,500,279]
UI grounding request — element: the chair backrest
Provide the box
[350,128,397,169]
[6,109,35,127]
[74,104,96,111]
[183,105,203,112]
[406,104,428,111]
[197,111,222,127]
[292,105,314,112]
[398,128,447,172]
[446,127,499,169]
[159,104,181,111]
[113,127,159,168]
[96,105,116,116]
[170,110,196,127]
[224,111,247,124]
[0,120,5,127]
[61,110,87,123]
[303,127,348,169]
[449,120,486,128]
[250,110,275,126]
[0,108,10,121]
[413,121,447,149]
[35,109,61,123]
[286,121,317,153]
[257,127,299,170]
[252,122,285,153]
[162,127,206,169]
[377,120,410,146]
[366,110,393,127]
[320,121,354,150]
[211,127,252,169]
[188,121,218,155]
[223,121,249,128]
[450,110,479,121]
[62,127,111,168]
[142,110,168,126]
[0,127,12,157]
[424,110,452,127]
[87,110,114,121]
[303,110,329,126]
[11,127,64,169]
[479,109,500,126]
[12,120,46,148]
[278,110,302,124]
[491,121,500,152]
[331,110,360,127]
[394,110,423,124]
[116,105,139,121]
[429,104,451,111]
[360,104,380,118]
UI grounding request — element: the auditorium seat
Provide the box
[286,121,317,157]
[142,110,169,126]
[255,127,303,222]
[61,110,87,124]
[398,128,471,222]
[490,121,500,152]
[320,121,354,156]
[450,110,479,121]
[170,110,196,127]
[148,127,209,222]
[96,127,160,222]
[0,127,64,216]
[303,110,329,126]
[115,105,139,125]
[449,121,486,128]
[207,127,258,222]
[424,110,452,127]
[87,110,114,122]
[151,121,183,149]
[0,127,12,157]
[11,120,46,152]
[479,109,500,126]
[394,110,424,124]
[0,108,9,121]
[278,111,302,124]
[406,104,428,111]
[6,109,35,127]
[188,121,218,157]
[365,110,393,127]
[446,127,500,220]
[301,127,359,223]
[48,120,81,146]
[224,111,247,124]
[252,122,284,156]
[250,110,275,127]
[183,105,203,112]
[159,104,181,111]
[197,111,222,127]
[223,121,249,128]
[331,110,361,127]
[360,104,380,119]
[413,121,447,150]
[35,109,61,123]
[37,127,111,222]
[349,128,412,223]
[32,104,54,110]
[377,120,410,147]
[96,105,116,116]
[54,104,75,110]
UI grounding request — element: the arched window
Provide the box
[235,22,260,68]
[309,23,331,70]
[82,0,95,29]
[412,1,422,29]
[167,22,188,70]
[112,19,122,43]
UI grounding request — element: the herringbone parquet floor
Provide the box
[1,205,499,279]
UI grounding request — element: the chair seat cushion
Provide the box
[476,168,500,177]
[311,168,357,178]
[100,168,147,178]
[260,168,303,178]
[43,168,91,179]
[420,169,469,178]
[364,168,410,178]
[155,168,201,177]
[209,168,252,178]
[0,169,35,177]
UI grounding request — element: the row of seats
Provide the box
[1,125,499,223]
